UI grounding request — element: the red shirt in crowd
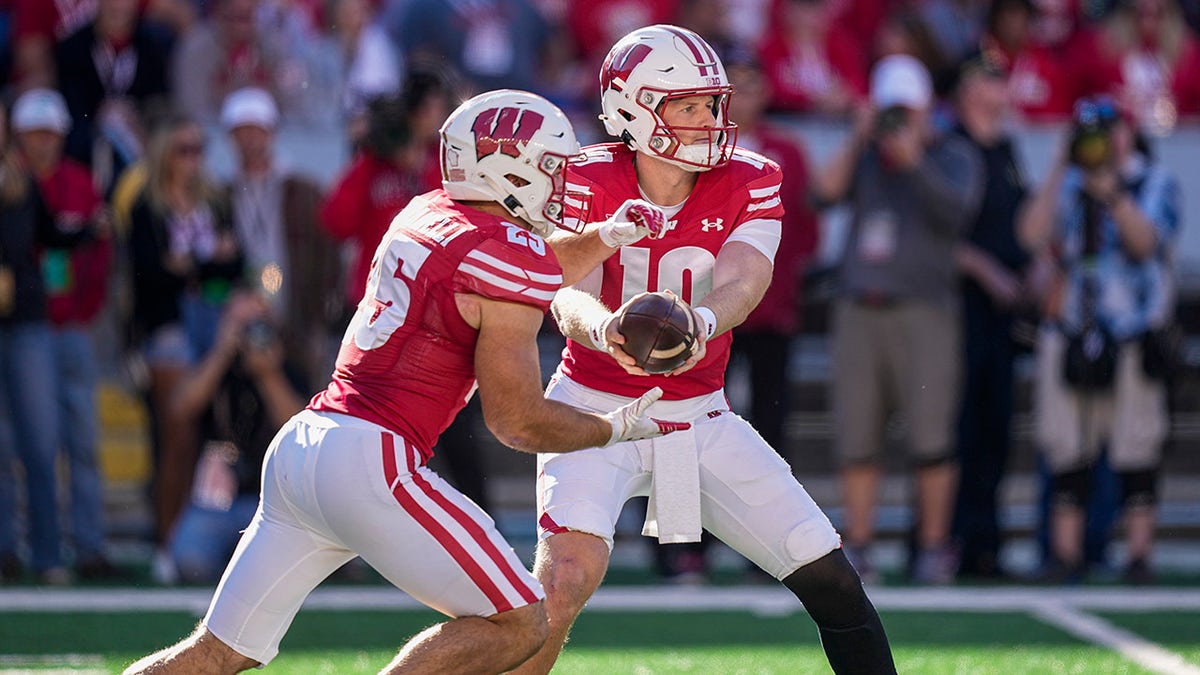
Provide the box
[979,36,1073,120]
[36,158,112,325]
[758,25,867,114]
[1064,24,1200,117]
[319,150,437,310]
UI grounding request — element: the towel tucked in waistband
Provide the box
[641,426,702,544]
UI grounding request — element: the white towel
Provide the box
[642,427,702,543]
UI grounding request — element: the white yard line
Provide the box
[0,653,107,675]
[3,585,1200,673]
[1030,602,1200,675]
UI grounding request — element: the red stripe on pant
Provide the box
[380,433,514,613]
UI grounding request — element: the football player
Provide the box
[513,25,897,674]
[122,90,690,675]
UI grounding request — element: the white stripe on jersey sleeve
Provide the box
[726,217,782,262]
[465,249,563,286]
[458,263,559,302]
[749,184,779,199]
[747,196,782,212]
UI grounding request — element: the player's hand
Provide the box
[602,386,691,445]
[589,294,654,376]
[660,289,707,377]
[597,199,667,248]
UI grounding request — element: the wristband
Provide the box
[694,306,717,339]
[589,314,613,350]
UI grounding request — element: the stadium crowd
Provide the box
[0,0,1187,590]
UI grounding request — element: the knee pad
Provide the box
[1053,468,1091,508]
[1119,469,1159,508]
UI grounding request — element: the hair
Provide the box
[361,94,412,160]
[0,107,28,205]
[143,111,219,216]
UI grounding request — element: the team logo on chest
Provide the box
[700,217,724,232]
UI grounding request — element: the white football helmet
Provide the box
[599,24,736,172]
[441,89,583,238]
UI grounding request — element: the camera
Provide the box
[874,105,910,135]
[1069,97,1118,170]
[242,319,277,352]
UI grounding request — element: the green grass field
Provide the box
[2,604,1198,674]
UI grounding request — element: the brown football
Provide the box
[616,291,698,374]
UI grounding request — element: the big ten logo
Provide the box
[472,107,544,161]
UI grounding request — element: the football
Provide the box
[616,291,698,374]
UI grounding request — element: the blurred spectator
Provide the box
[758,0,867,115]
[727,51,819,454]
[813,55,983,584]
[1018,96,1180,584]
[169,0,300,126]
[396,0,549,94]
[919,0,991,68]
[947,61,1038,580]
[166,291,306,583]
[220,87,341,391]
[13,89,120,580]
[304,0,403,134]
[675,0,736,55]
[1065,0,1200,132]
[319,94,428,315]
[0,99,93,586]
[565,0,679,87]
[977,0,1073,121]
[12,0,191,90]
[875,10,950,80]
[55,0,171,195]
[127,113,242,575]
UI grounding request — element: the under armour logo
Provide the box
[701,218,724,232]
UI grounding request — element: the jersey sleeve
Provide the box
[727,162,785,262]
[454,231,564,313]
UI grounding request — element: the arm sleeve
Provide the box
[454,235,563,313]
[728,168,785,262]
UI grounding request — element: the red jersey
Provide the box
[319,153,428,310]
[310,190,563,458]
[37,159,111,325]
[560,144,785,400]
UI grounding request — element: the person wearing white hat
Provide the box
[813,54,985,585]
[11,87,119,583]
[218,87,340,390]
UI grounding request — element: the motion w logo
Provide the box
[472,107,545,161]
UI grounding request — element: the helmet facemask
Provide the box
[635,87,737,172]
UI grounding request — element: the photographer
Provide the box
[814,55,983,584]
[1018,96,1180,584]
[163,290,307,584]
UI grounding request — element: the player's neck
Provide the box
[634,153,698,207]
[459,199,533,230]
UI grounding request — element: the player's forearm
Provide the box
[699,245,773,337]
[487,398,613,454]
[546,228,617,286]
[551,287,612,350]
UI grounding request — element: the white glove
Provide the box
[597,199,667,248]
[602,387,692,446]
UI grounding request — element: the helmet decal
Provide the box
[661,25,720,79]
[601,43,653,94]
[471,107,546,161]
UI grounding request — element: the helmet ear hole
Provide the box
[505,173,531,187]
[619,109,636,122]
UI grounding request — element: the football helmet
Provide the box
[441,89,583,238]
[599,24,736,172]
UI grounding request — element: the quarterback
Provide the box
[122,90,688,675]
[514,25,897,674]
